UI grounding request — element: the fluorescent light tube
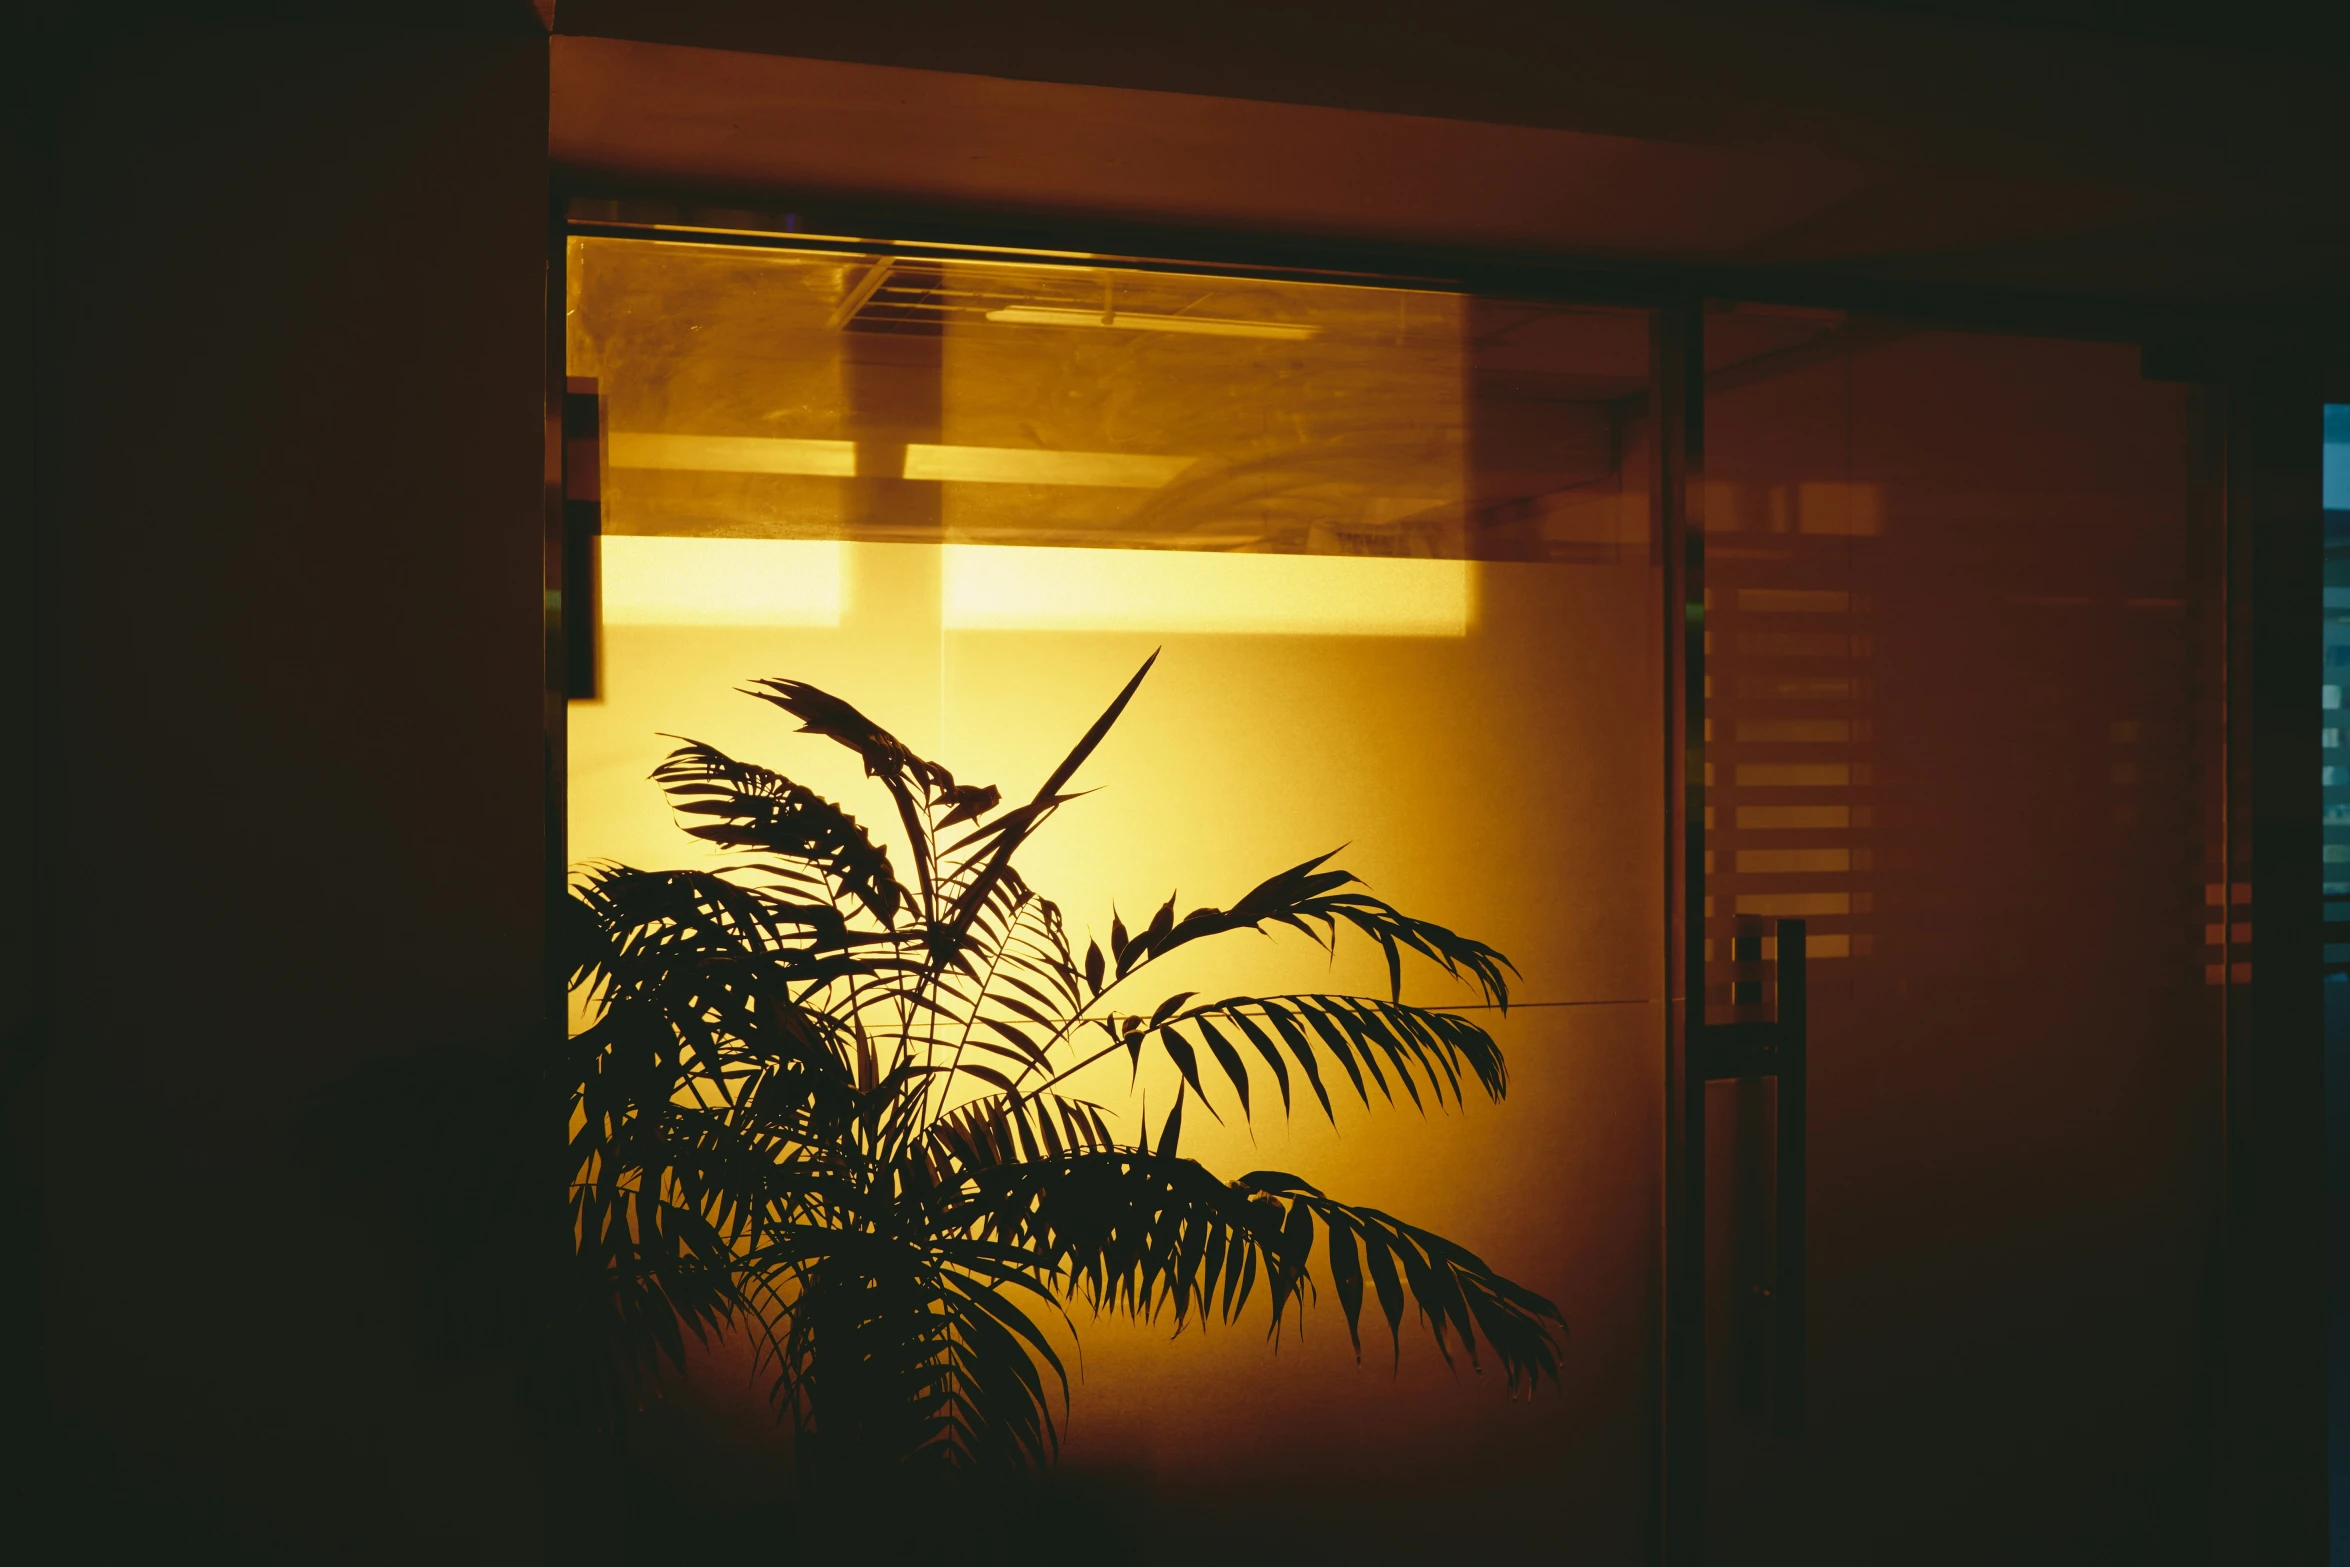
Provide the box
[610,434,1193,488]
[902,445,1192,487]
[983,306,1317,341]
[608,434,856,476]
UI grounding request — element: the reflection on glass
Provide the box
[569,241,1648,562]
[1699,308,2212,1557]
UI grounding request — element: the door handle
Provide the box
[1698,917,1806,1436]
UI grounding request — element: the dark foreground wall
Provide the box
[16,14,551,1562]
[4,6,2331,1563]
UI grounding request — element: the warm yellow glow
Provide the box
[568,237,1668,1512]
[610,433,857,477]
[593,537,1471,634]
[609,432,1193,489]
[939,544,1473,636]
[600,536,843,626]
[902,444,1194,488]
[983,305,1318,340]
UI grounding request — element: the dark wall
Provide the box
[20,15,551,1562]
[550,0,2350,324]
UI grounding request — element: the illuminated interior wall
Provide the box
[1700,316,2215,1559]
[568,239,1663,1556]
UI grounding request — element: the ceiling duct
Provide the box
[828,260,1318,339]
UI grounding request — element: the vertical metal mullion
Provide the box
[2178,380,2230,1564]
[2212,369,2328,1560]
[561,379,604,700]
[542,197,570,1046]
[1659,300,1708,1567]
[1772,919,1807,1438]
[540,201,630,1567]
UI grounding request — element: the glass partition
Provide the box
[1700,308,2219,1559]
[566,236,1664,1556]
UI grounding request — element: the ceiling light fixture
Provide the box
[609,433,1193,488]
[983,305,1317,341]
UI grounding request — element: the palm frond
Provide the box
[649,740,911,927]
[569,870,884,1085]
[1115,993,1510,1121]
[967,1153,1562,1394]
[1243,1171,1564,1392]
[469,652,1565,1471]
[932,652,1159,968]
[735,1231,1070,1477]
[739,680,974,924]
[1105,850,1517,1007]
[924,1091,1119,1177]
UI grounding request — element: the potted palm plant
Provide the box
[487,651,1561,1550]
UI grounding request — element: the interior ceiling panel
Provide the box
[550,38,1888,263]
[549,0,2339,190]
[549,3,2346,322]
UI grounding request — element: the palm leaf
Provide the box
[1125,994,1507,1120]
[932,652,1159,968]
[648,740,910,927]
[739,680,968,923]
[1107,850,1517,1006]
[966,1153,1562,1393]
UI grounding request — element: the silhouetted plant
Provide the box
[562,652,1562,1508]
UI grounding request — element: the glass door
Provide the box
[565,235,1668,1558]
[1698,308,2222,1561]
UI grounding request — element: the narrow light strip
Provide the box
[609,433,1193,489]
[942,544,1471,637]
[609,433,855,476]
[903,444,1192,488]
[984,305,1317,340]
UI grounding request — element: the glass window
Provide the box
[566,236,1664,1556]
